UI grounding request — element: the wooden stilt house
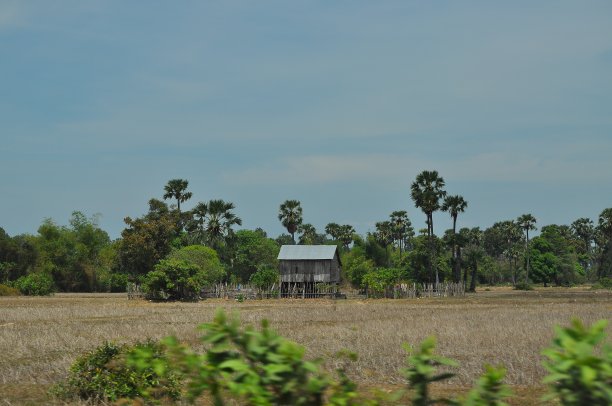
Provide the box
[277,245,341,298]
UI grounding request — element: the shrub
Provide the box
[249,267,279,290]
[14,273,54,296]
[512,282,533,291]
[591,277,612,290]
[542,319,612,405]
[52,341,180,402]
[167,245,225,285]
[0,283,20,296]
[142,258,207,301]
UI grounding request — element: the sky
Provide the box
[1,1,611,240]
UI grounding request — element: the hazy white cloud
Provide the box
[226,149,612,186]
[0,1,25,28]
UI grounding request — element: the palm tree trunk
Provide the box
[469,262,478,292]
[452,215,459,283]
[430,213,439,284]
[525,230,530,284]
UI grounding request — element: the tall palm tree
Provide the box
[517,213,537,284]
[338,224,355,250]
[390,210,412,259]
[205,199,242,250]
[375,221,394,267]
[187,200,241,249]
[411,170,446,283]
[441,195,468,283]
[464,227,484,292]
[278,200,303,244]
[596,208,612,278]
[325,223,341,240]
[163,179,192,213]
[298,223,318,245]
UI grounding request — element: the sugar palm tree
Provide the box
[442,195,468,283]
[163,179,192,213]
[596,208,612,278]
[205,199,242,250]
[463,227,484,292]
[278,200,303,244]
[390,210,412,259]
[298,223,318,245]
[338,224,355,250]
[375,221,394,267]
[325,223,341,240]
[411,170,446,283]
[517,213,537,284]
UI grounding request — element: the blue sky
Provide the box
[1,1,611,239]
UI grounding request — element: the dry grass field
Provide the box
[1,287,611,405]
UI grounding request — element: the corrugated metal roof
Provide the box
[278,245,338,260]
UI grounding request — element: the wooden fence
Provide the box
[128,282,464,300]
[362,282,465,299]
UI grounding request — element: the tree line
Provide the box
[1,172,611,295]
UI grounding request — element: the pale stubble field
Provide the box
[0,287,611,405]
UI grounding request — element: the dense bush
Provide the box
[249,266,279,290]
[0,283,20,296]
[167,245,225,285]
[142,258,207,301]
[53,341,180,402]
[512,281,533,291]
[13,273,54,295]
[591,277,612,290]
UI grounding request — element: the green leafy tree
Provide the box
[278,200,303,245]
[14,272,55,295]
[232,230,280,282]
[341,246,375,288]
[117,199,179,277]
[530,225,583,286]
[442,195,468,283]
[142,258,208,301]
[361,268,406,297]
[249,267,280,290]
[411,170,446,284]
[275,233,294,246]
[168,245,225,285]
[517,214,537,284]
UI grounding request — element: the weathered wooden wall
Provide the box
[279,258,340,283]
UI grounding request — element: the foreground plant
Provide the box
[461,364,512,406]
[542,319,612,405]
[402,336,458,405]
[52,341,180,402]
[130,310,358,405]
